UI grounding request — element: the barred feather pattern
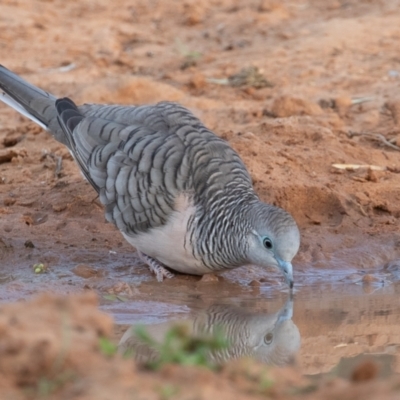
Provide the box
[194,306,253,350]
[77,102,260,272]
[192,304,300,366]
[188,185,257,271]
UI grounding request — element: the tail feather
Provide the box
[0,90,48,130]
[0,65,67,145]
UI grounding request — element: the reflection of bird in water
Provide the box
[118,297,300,367]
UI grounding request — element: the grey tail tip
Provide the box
[289,281,294,290]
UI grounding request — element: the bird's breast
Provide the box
[122,194,211,275]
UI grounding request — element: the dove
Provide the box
[118,296,300,366]
[0,65,300,285]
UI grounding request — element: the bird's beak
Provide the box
[277,259,294,289]
[277,296,294,323]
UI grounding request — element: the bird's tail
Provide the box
[0,65,66,144]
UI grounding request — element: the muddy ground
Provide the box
[1,0,400,398]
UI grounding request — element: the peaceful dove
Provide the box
[118,296,300,366]
[0,65,300,285]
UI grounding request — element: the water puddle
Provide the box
[110,279,400,377]
[1,246,400,377]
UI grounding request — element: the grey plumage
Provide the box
[0,65,300,284]
[118,297,301,366]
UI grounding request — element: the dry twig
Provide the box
[348,131,400,151]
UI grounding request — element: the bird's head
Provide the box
[245,203,300,288]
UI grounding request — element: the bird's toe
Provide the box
[137,251,175,282]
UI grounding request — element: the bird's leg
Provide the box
[137,251,175,282]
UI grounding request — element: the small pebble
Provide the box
[52,203,67,212]
[3,225,12,233]
[362,274,379,284]
[199,274,219,283]
[367,169,379,182]
[24,240,35,248]
[259,277,281,285]
[351,360,378,382]
[72,264,102,279]
[334,96,352,109]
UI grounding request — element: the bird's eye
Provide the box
[263,237,273,250]
[264,332,273,345]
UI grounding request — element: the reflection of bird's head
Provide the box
[251,319,300,366]
[253,296,301,366]
[193,298,300,366]
[118,297,300,367]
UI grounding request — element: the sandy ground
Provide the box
[1,0,400,397]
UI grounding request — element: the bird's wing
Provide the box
[79,101,205,133]
[56,98,193,235]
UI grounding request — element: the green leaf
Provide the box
[102,294,118,301]
[98,337,117,357]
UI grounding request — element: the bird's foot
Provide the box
[137,251,175,282]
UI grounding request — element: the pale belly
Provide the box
[121,197,212,275]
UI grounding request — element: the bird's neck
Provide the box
[190,184,259,270]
